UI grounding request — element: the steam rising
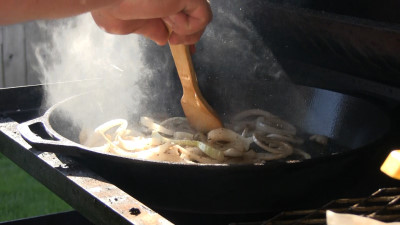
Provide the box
[196,6,285,81]
[33,2,290,133]
[35,14,152,128]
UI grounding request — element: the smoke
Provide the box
[194,2,286,82]
[32,2,290,132]
[189,1,290,117]
[34,13,154,129]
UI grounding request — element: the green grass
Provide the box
[0,153,72,222]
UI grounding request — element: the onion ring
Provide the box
[117,136,154,151]
[119,143,180,161]
[173,145,219,164]
[83,107,321,164]
[140,117,174,136]
[207,128,252,152]
[173,131,194,140]
[224,148,244,157]
[232,109,277,121]
[160,117,194,133]
[95,119,127,136]
[267,133,304,145]
[255,116,296,135]
[253,133,293,156]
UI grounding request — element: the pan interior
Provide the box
[47,81,390,164]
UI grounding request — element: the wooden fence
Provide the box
[0,22,43,88]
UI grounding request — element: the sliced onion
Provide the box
[208,128,240,143]
[120,143,181,161]
[193,132,207,142]
[207,128,252,151]
[117,136,154,151]
[232,109,277,121]
[173,131,194,140]
[140,117,174,136]
[231,120,256,134]
[224,148,244,157]
[241,127,250,137]
[253,133,293,156]
[173,145,219,164]
[152,131,224,161]
[85,107,319,164]
[193,141,224,162]
[94,119,130,154]
[255,116,296,135]
[80,129,106,147]
[160,117,194,133]
[267,133,304,145]
[95,119,127,136]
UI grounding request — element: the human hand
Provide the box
[91,0,212,46]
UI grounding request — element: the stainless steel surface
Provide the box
[0,118,172,225]
[251,188,400,225]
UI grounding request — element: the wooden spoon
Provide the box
[168,39,223,132]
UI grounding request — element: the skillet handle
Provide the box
[17,117,82,156]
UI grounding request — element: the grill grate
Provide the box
[231,187,400,225]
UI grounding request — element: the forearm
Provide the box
[0,0,120,25]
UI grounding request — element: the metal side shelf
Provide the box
[231,187,400,225]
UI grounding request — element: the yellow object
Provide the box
[380,150,400,180]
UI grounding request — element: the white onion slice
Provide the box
[173,145,219,164]
[232,109,277,121]
[117,136,154,151]
[207,128,252,152]
[160,117,194,133]
[152,131,225,161]
[83,106,321,164]
[255,116,296,135]
[95,119,127,136]
[121,143,181,161]
[173,131,194,140]
[80,129,106,147]
[267,133,304,145]
[231,120,255,134]
[253,133,293,156]
[140,117,174,136]
[224,148,244,157]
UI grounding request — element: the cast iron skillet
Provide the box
[18,81,390,214]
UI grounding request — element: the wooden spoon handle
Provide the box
[166,25,223,132]
[165,25,198,93]
[168,44,199,95]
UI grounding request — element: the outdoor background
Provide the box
[0,153,72,222]
[0,21,73,222]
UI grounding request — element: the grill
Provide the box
[3,1,400,225]
[233,188,400,225]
